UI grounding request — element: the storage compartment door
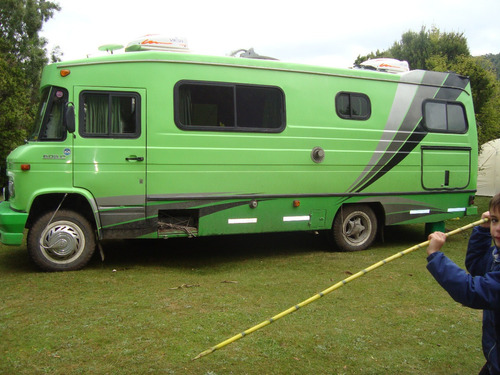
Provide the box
[421,146,471,190]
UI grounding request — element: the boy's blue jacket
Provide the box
[427,226,500,374]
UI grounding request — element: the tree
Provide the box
[0,0,60,186]
[483,53,500,80]
[0,0,60,87]
[0,59,32,168]
[355,26,500,147]
[443,56,499,146]
[355,26,470,70]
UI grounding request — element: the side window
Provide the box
[335,92,371,120]
[423,100,467,133]
[79,91,140,138]
[175,81,285,132]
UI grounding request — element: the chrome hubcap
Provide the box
[40,221,85,264]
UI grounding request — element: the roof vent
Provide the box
[356,58,409,74]
[125,35,189,53]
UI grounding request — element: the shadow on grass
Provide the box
[88,231,330,270]
[89,224,427,271]
[0,224,428,273]
[380,223,427,247]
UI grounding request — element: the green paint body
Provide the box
[0,51,478,246]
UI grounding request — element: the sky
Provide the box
[41,0,500,69]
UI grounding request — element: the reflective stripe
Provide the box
[448,207,466,212]
[283,215,310,222]
[410,209,430,215]
[228,218,258,224]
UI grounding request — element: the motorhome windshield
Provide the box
[29,86,68,141]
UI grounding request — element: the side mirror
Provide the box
[64,103,75,133]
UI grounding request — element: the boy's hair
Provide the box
[490,193,500,212]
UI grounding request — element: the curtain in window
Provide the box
[84,95,108,134]
[45,101,64,138]
[113,97,137,134]
[111,97,124,133]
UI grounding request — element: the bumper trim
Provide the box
[0,201,28,246]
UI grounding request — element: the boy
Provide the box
[427,194,500,375]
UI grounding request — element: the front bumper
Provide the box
[0,201,28,245]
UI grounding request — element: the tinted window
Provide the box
[335,92,371,120]
[175,81,285,132]
[423,100,467,133]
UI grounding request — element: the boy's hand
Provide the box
[480,211,491,228]
[427,231,447,256]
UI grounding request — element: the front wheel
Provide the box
[331,205,377,252]
[27,210,96,271]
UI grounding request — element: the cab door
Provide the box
[73,87,147,235]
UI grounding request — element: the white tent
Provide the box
[477,139,500,196]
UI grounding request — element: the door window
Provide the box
[79,91,141,138]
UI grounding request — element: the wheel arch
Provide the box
[26,191,100,235]
[368,201,385,233]
[334,201,385,228]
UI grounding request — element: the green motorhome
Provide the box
[0,42,478,271]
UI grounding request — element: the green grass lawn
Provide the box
[0,197,490,374]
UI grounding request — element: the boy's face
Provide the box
[490,207,500,247]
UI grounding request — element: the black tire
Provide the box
[27,209,96,271]
[331,205,377,252]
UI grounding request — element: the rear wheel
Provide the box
[27,209,96,271]
[332,205,377,252]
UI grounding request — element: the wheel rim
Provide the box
[342,211,372,246]
[39,220,86,264]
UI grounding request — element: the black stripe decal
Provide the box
[347,71,469,194]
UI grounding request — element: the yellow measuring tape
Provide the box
[193,218,487,360]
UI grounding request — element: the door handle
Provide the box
[125,156,144,162]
